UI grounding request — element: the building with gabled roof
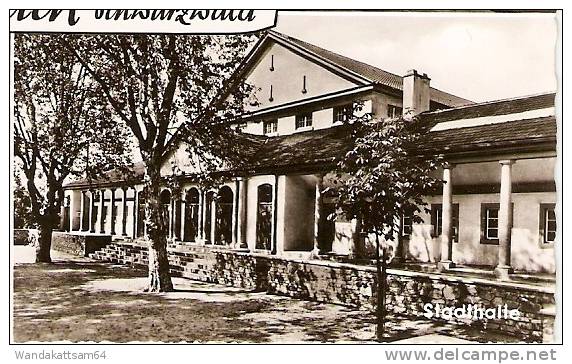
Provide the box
[61,30,557,276]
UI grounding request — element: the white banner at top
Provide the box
[9,10,278,34]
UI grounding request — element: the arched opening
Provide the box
[91,191,100,233]
[62,196,71,232]
[319,202,336,253]
[184,188,200,242]
[256,184,273,250]
[173,197,182,240]
[81,192,91,231]
[136,190,146,237]
[159,189,171,233]
[204,191,215,244]
[215,186,233,246]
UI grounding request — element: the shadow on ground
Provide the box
[12,246,521,343]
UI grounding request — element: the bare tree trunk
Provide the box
[35,213,58,263]
[144,160,174,293]
[35,224,52,263]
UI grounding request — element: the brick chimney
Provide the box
[403,69,431,116]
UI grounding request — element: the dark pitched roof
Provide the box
[64,161,146,189]
[64,94,557,188]
[64,132,267,189]
[418,116,556,155]
[246,92,556,171]
[248,125,353,172]
[421,92,555,125]
[247,115,556,172]
[268,31,473,107]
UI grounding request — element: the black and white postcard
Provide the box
[6,6,566,363]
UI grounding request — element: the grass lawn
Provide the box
[12,246,517,343]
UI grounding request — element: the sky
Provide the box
[273,11,558,103]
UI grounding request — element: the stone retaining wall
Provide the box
[90,243,269,290]
[52,232,112,257]
[264,256,554,342]
[88,240,556,342]
[14,229,38,246]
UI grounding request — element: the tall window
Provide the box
[63,196,71,231]
[401,212,413,238]
[480,203,513,244]
[90,192,99,232]
[431,204,459,242]
[295,112,313,129]
[184,188,200,242]
[263,119,278,135]
[136,192,145,238]
[387,104,403,118]
[215,186,234,246]
[81,193,90,231]
[485,208,499,240]
[256,184,273,250]
[319,202,337,253]
[235,122,247,132]
[333,104,353,123]
[539,203,556,245]
[174,198,182,240]
[159,190,171,231]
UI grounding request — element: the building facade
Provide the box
[61,31,557,275]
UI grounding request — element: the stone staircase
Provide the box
[89,240,149,267]
[88,239,260,287]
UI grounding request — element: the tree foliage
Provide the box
[61,33,259,291]
[13,33,133,262]
[332,115,443,253]
[329,114,443,341]
[13,165,33,229]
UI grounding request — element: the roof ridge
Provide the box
[429,115,556,133]
[268,30,404,81]
[267,30,372,84]
[422,91,556,116]
[268,30,473,105]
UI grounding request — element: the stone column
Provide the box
[80,190,86,231]
[438,163,455,271]
[98,189,105,234]
[231,180,239,248]
[495,159,515,279]
[132,189,138,238]
[169,198,174,239]
[110,188,116,235]
[121,187,128,236]
[313,174,324,253]
[198,190,204,242]
[210,193,216,244]
[69,192,76,232]
[173,197,180,241]
[180,190,186,242]
[237,177,248,248]
[89,190,96,233]
[271,175,279,255]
